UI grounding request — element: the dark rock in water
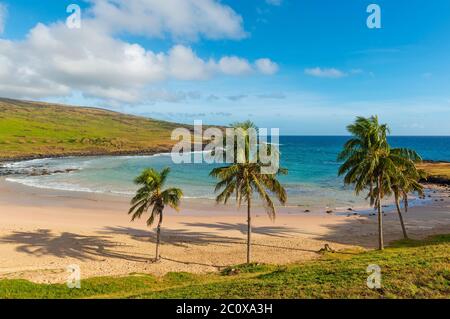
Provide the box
[326,210,333,214]
[304,210,310,213]
[347,208,353,211]
[30,169,50,176]
[0,166,79,177]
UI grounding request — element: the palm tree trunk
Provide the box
[247,197,252,264]
[404,195,409,213]
[377,176,384,250]
[155,213,163,261]
[395,194,408,239]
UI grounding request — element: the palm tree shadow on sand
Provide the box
[100,225,321,254]
[0,229,150,262]
[180,222,359,254]
[99,226,244,248]
[181,222,315,237]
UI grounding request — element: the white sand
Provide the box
[0,179,449,283]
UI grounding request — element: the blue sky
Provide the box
[0,0,449,135]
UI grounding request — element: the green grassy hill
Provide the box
[0,234,449,299]
[0,98,189,160]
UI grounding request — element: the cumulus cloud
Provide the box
[0,21,277,103]
[0,3,7,35]
[304,67,347,79]
[0,0,279,103]
[255,58,279,75]
[88,0,247,41]
[217,56,252,75]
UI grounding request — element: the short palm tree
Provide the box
[389,164,424,239]
[128,168,183,262]
[338,116,421,250]
[401,168,426,213]
[210,121,287,264]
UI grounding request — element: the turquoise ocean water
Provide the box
[4,136,450,208]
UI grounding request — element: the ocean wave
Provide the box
[5,176,216,200]
[5,177,105,194]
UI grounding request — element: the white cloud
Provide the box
[88,0,247,41]
[0,3,7,35]
[0,21,277,103]
[304,67,347,79]
[255,58,279,75]
[266,0,282,6]
[217,56,252,75]
[167,45,212,80]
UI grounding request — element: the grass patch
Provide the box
[417,162,450,181]
[0,98,191,159]
[1,234,449,299]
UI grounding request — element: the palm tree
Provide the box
[338,116,389,249]
[128,168,183,262]
[401,168,426,213]
[210,121,287,264]
[338,116,421,250]
[389,165,424,239]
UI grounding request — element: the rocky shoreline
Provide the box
[419,160,450,186]
[1,153,450,187]
[0,147,174,177]
[0,146,173,164]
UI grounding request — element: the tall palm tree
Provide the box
[338,116,421,250]
[210,121,287,264]
[338,116,389,249]
[128,168,183,262]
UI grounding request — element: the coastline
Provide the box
[1,177,449,284]
[0,147,174,163]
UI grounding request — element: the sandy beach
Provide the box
[0,178,449,284]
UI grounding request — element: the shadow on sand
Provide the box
[0,229,150,262]
[99,226,244,247]
[0,218,386,264]
[100,224,321,254]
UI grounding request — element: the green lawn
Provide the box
[1,234,448,299]
[0,98,189,160]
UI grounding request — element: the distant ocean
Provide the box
[4,136,450,208]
